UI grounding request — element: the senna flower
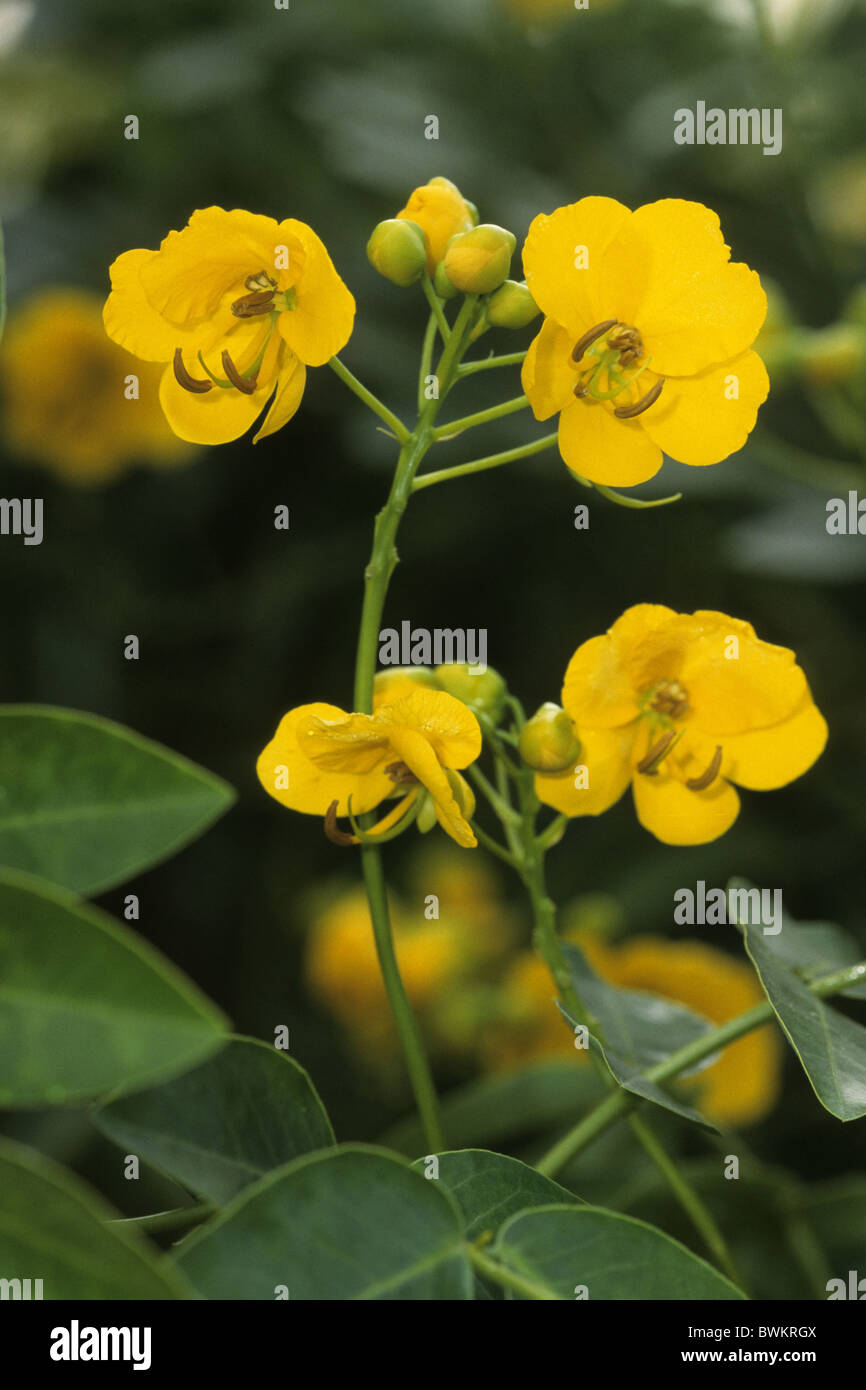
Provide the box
[0,288,189,483]
[256,686,481,848]
[103,207,355,446]
[535,605,827,846]
[396,177,476,273]
[482,932,781,1127]
[521,198,769,487]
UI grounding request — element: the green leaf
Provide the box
[0,870,228,1107]
[491,1205,745,1300]
[740,915,866,1121]
[412,1149,581,1240]
[382,1061,605,1155]
[0,1138,191,1299]
[0,705,235,894]
[94,1037,335,1205]
[175,1145,473,1300]
[562,944,718,1132]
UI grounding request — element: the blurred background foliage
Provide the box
[1,0,865,1257]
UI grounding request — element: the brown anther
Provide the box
[172,348,212,394]
[607,324,644,366]
[221,349,258,395]
[230,289,277,318]
[686,746,723,792]
[614,377,665,419]
[245,270,278,292]
[573,382,589,399]
[571,319,619,363]
[650,679,689,719]
[324,800,357,846]
[385,760,417,785]
[636,730,678,776]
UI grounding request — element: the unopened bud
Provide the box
[442,224,516,296]
[434,663,507,722]
[367,219,427,287]
[433,260,460,301]
[374,666,439,708]
[486,279,540,329]
[519,703,581,773]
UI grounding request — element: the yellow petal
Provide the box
[535,724,635,817]
[300,709,391,775]
[254,354,307,442]
[140,207,281,326]
[600,199,767,376]
[719,697,828,790]
[104,249,191,362]
[558,397,663,487]
[396,177,475,271]
[522,197,632,339]
[632,768,740,845]
[562,605,691,728]
[522,317,577,421]
[679,611,809,735]
[640,351,769,466]
[158,363,274,446]
[377,688,482,769]
[276,219,356,366]
[386,727,476,847]
[257,703,394,817]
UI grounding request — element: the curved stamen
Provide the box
[324,800,357,846]
[221,349,258,395]
[686,746,723,792]
[571,319,619,364]
[636,729,680,775]
[173,348,213,394]
[614,377,665,419]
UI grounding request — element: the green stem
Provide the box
[432,394,530,441]
[329,355,410,444]
[468,1243,558,1300]
[469,819,519,868]
[111,1204,213,1234]
[417,311,439,415]
[412,432,557,492]
[457,349,528,378]
[626,1112,742,1287]
[421,272,451,343]
[536,961,866,1178]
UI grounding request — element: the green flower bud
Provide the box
[366,218,427,287]
[433,259,460,301]
[441,224,516,296]
[799,324,866,385]
[486,279,540,329]
[518,703,582,773]
[434,663,507,722]
[464,199,480,227]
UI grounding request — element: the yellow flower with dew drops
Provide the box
[395,177,477,273]
[481,929,782,1128]
[256,686,481,848]
[0,288,190,484]
[534,604,827,846]
[521,197,769,487]
[103,207,355,446]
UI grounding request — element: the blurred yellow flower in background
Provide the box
[481,928,782,1127]
[0,287,190,484]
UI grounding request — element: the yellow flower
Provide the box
[535,604,827,846]
[396,177,476,273]
[305,888,462,1060]
[103,206,355,446]
[0,288,189,484]
[521,197,769,487]
[257,686,482,847]
[482,933,781,1127]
